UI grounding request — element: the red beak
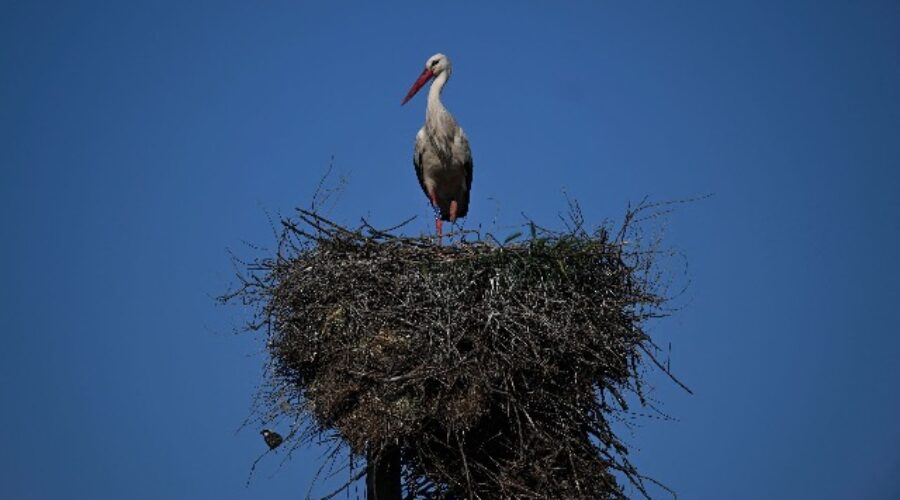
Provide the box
[401,68,434,105]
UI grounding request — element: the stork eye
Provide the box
[431,59,439,67]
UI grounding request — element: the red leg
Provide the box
[429,190,443,244]
[449,200,458,223]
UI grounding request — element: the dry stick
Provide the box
[638,344,694,395]
[281,219,320,241]
[310,156,335,212]
[319,468,367,500]
[457,435,474,499]
[244,449,270,487]
[360,215,418,237]
[305,440,350,499]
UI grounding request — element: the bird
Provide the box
[260,429,283,450]
[402,53,473,241]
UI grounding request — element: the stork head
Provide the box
[426,53,452,77]
[402,53,452,105]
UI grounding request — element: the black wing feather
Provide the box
[414,147,428,199]
[457,156,473,218]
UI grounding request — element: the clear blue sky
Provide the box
[2,1,898,498]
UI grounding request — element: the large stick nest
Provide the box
[227,201,686,499]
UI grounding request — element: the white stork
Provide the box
[402,53,473,240]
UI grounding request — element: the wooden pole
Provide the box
[366,446,402,500]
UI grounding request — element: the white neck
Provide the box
[426,72,449,119]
